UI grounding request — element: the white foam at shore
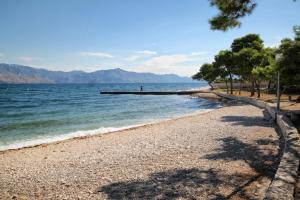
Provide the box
[173,85,210,92]
[185,86,210,91]
[0,108,218,152]
[0,124,144,152]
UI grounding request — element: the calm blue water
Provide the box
[0,82,219,150]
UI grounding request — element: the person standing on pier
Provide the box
[140,85,143,92]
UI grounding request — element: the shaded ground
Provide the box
[99,135,281,200]
[216,89,300,113]
[0,103,281,199]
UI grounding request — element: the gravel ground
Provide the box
[0,102,281,200]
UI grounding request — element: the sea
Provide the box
[0,82,220,151]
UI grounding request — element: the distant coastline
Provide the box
[0,63,195,84]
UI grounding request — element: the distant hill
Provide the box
[0,63,194,83]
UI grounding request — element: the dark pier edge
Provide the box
[100,90,211,95]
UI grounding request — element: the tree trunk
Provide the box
[255,80,261,98]
[239,79,242,95]
[251,79,255,97]
[225,80,228,94]
[267,81,271,94]
[229,73,233,94]
[273,83,277,97]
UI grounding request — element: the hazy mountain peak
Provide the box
[0,63,193,84]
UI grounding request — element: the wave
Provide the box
[187,86,210,91]
[0,124,144,152]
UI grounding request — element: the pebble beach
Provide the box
[0,102,281,200]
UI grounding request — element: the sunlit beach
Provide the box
[0,1,299,199]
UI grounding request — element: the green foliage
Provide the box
[252,66,266,82]
[231,34,263,52]
[214,50,234,71]
[214,50,235,93]
[192,63,219,88]
[209,0,256,31]
[230,34,265,94]
[260,48,276,79]
[277,31,300,87]
[233,48,260,78]
[251,48,276,80]
[193,29,299,96]
[208,0,297,31]
[293,25,300,41]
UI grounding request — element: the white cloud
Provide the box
[132,53,210,76]
[126,55,141,62]
[136,50,157,56]
[265,41,280,48]
[0,53,4,57]
[126,50,157,62]
[265,36,283,48]
[31,51,210,76]
[190,51,209,56]
[17,56,36,62]
[143,54,189,67]
[79,51,114,58]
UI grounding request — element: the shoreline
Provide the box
[0,101,280,199]
[0,85,214,153]
[0,105,220,153]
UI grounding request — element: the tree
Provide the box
[193,30,299,100]
[234,48,261,96]
[208,0,297,31]
[192,63,219,89]
[209,0,256,31]
[270,27,300,102]
[231,34,263,52]
[277,29,300,90]
[214,50,235,94]
[231,34,264,96]
[260,48,277,93]
[294,25,300,40]
[251,47,276,97]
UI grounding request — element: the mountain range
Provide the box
[0,63,194,83]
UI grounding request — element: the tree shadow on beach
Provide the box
[97,164,275,200]
[220,109,274,127]
[204,136,281,178]
[98,106,283,200]
[202,135,282,199]
[98,168,219,199]
[97,137,281,200]
[97,167,256,200]
[215,106,284,179]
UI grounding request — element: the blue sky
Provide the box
[0,0,299,76]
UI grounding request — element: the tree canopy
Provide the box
[209,0,256,31]
[209,0,297,31]
[231,34,263,52]
[192,63,219,89]
[214,50,235,94]
[277,32,300,87]
[193,30,300,98]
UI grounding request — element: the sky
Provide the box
[0,0,299,76]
